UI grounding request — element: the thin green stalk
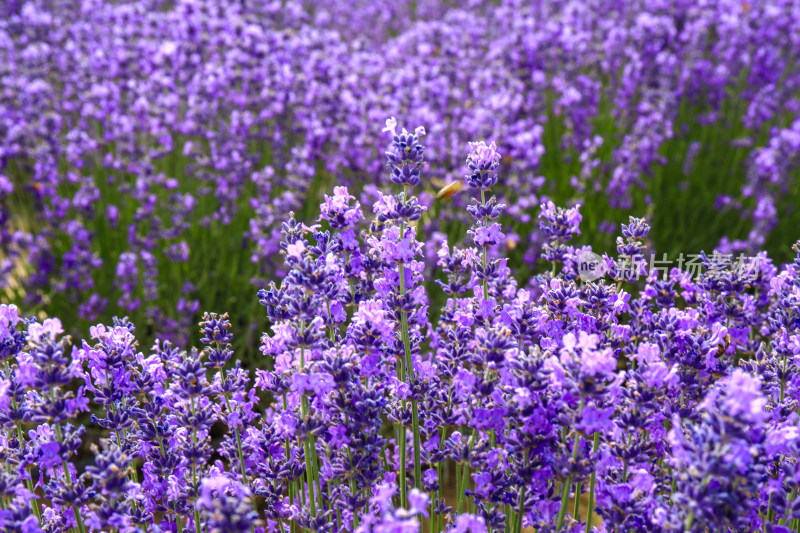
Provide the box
[573,482,581,519]
[456,458,469,515]
[767,492,774,524]
[429,493,435,533]
[781,350,788,402]
[298,320,317,518]
[436,426,447,533]
[670,464,676,496]
[51,388,86,533]
[397,187,422,497]
[312,436,323,511]
[344,251,356,304]
[221,380,254,533]
[556,478,573,530]
[455,458,461,511]
[326,301,335,342]
[685,509,695,530]
[513,452,528,533]
[190,397,201,533]
[55,428,86,533]
[325,449,341,530]
[288,483,296,533]
[394,354,407,508]
[456,427,478,515]
[399,424,408,508]
[410,400,422,491]
[5,362,40,521]
[157,439,182,530]
[343,410,359,530]
[282,394,295,533]
[436,485,443,533]
[556,398,585,530]
[480,189,489,300]
[104,368,139,486]
[514,486,527,533]
[397,217,422,493]
[585,433,600,533]
[232,425,247,486]
[781,488,798,525]
[303,437,316,517]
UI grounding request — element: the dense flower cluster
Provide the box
[2,0,799,347]
[2,123,800,532]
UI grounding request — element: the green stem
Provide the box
[781,350,788,403]
[455,458,461,511]
[781,488,798,525]
[456,427,478,515]
[105,368,139,487]
[585,433,600,533]
[157,439,182,531]
[429,492,435,533]
[556,398,585,530]
[397,218,422,494]
[411,400,422,492]
[435,426,447,533]
[481,189,488,300]
[556,479,573,530]
[51,388,85,533]
[394,349,406,508]
[303,437,316,516]
[298,320,317,518]
[344,410,359,530]
[685,509,695,530]
[324,449,341,530]
[513,452,528,533]
[344,251,356,305]
[670,464,676,496]
[456,460,469,515]
[399,425,407,509]
[326,301,335,342]
[767,492,774,524]
[13,426,41,521]
[190,397,201,533]
[222,382,254,533]
[282,394,295,533]
[56,432,86,533]
[5,362,40,521]
[312,436,323,511]
[397,188,422,497]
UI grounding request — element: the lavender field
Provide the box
[1,1,800,532]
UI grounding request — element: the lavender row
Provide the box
[2,124,800,532]
[2,0,800,344]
